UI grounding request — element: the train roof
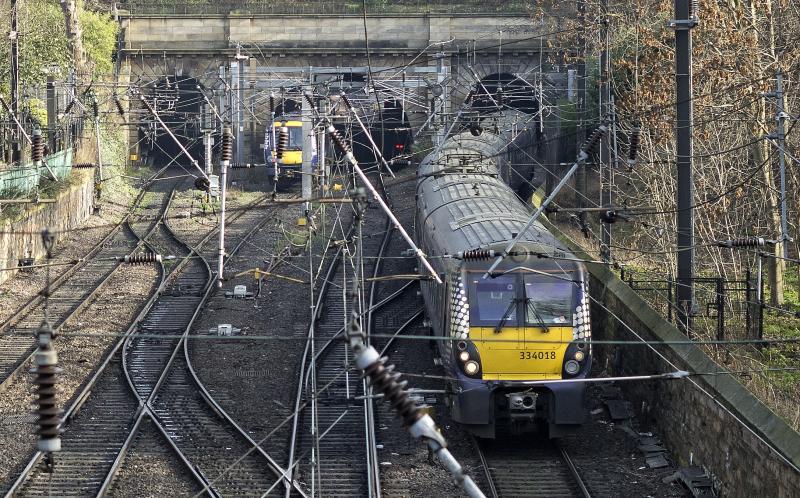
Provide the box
[417,171,570,259]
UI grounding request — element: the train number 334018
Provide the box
[519,351,556,360]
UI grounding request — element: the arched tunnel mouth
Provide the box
[138,76,205,167]
[473,72,539,115]
[330,97,412,166]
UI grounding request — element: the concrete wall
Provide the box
[0,170,95,286]
[122,14,551,52]
[542,219,800,497]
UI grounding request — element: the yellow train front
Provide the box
[264,118,306,186]
[415,121,591,439]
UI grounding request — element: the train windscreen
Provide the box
[288,127,303,150]
[468,275,518,326]
[523,275,574,325]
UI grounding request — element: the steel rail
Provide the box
[0,166,174,390]
[5,184,274,497]
[302,280,416,391]
[364,216,393,498]
[0,164,170,335]
[362,167,401,498]
[101,192,295,496]
[3,171,177,497]
[472,436,592,498]
[285,229,353,498]
[182,197,310,498]
[377,309,424,357]
[473,437,500,498]
[556,442,592,498]
[106,188,218,497]
[289,167,422,497]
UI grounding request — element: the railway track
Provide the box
[0,168,172,389]
[287,168,423,497]
[4,184,290,497]
[135,194,307,497]
[365,170,429,498]
[474,436,591,498]
[2,176,180,497]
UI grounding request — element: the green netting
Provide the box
[0,149,73,197]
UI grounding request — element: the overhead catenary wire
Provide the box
[9,9,800,488]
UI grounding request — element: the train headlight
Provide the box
[564,360,580,375]
[456,339,481,377]
[574,350,585,362]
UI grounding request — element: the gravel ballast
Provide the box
[0,263,157,490]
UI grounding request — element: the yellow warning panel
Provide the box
[470,326,571,380]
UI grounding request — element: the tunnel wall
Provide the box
[541,218,800,497]
[0,169,95,286]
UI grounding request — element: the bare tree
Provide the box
[60,0,85,72]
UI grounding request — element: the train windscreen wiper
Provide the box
[494,298,519,334]
[524,297,549,333]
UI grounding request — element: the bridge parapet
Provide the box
[120,13,555,53]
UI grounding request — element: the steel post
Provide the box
[230,60,243,164]
[10,0,21,163]
[94,116,104,183]
[716,278,725,341]
[46,75,57,152]
[573,0,587,218]
[203,131,213,175]
[757,254,764,344]
[600,0,612,262]
[217,160,228,287]
[776,71,789,256]
[673,0,696,334]
[301,87,313,216]
[745,269,752,337]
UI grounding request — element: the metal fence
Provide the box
[619,267,759,341]
[116,0,532,15]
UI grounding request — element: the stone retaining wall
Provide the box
[122,14,552,52]
[0,170,95,286]
[542,218,800,497]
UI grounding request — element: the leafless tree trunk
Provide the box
[60,0,85,72]
[747,0,785,306]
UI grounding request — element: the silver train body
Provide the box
[415,110,592,438]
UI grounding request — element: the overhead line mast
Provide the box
[671,0,698,334]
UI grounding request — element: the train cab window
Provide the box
[287,127,303,150]
[523,275,574,325]
[468,275,518,326]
